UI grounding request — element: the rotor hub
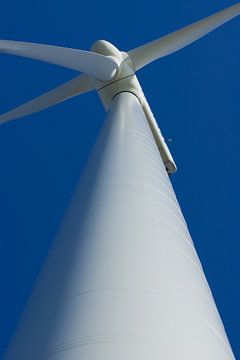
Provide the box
[90,40,141,109]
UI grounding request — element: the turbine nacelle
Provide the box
[89,40,141,113]
[90,40,137,109]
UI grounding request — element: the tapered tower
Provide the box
[1,3,239,359]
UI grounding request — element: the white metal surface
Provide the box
[4,92,235,359]
[0,40,119,80]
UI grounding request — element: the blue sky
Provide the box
[0,0,239,357]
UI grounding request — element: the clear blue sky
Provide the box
[0,0,239,357]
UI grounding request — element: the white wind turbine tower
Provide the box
[1,3,239,359]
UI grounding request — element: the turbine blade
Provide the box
[0,40,119,81]
[0,74,93,125]
[129,3,240,70]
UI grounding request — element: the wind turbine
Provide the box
[1,3,239,359]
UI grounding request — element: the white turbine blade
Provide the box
[0,40,119,81]
[0,74,93,125]
[129,3,240,70]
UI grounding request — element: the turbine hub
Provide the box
[90,40,141,109]
[91,40,134,77]
[91,40,121,59]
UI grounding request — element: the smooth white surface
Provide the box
[4,93,235,359]
[141,96,177,174]
[0,40,119,81]
[129,2,240,70]
[0,75,93,124]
